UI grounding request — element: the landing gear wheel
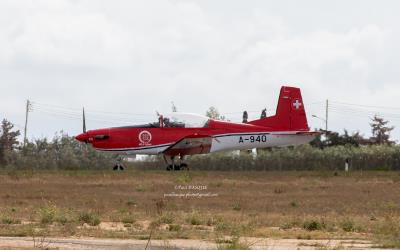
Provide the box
[113,164,124,171]
[180,163,189,171]
[166,164,182,171]
[163,155,189,171]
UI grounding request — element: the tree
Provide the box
[205,106,225,120]
[0,119,21,164]
[310,129,365,148]
[370,115,394,145]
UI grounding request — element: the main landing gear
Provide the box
[164,155,189,171]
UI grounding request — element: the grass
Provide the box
[372,217,400,248]
[0,170,399,242]
[175,172,193,184]
[168,224,181,231]
[39,205,57,224]
[121,216,135,224]
[340,218,357,232]
[187,212,203,226]
[78,212,101,226]
[158,213,175,224]
[1,216,21,224]
[232,202,241,211]
[126,198,137,206]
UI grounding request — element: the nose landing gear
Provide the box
[113,156,125,171]
[113,163,125,171]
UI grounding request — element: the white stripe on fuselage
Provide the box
[97,143,172,155]
[93,131,315,155]
[210,132,315,152]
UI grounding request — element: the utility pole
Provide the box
[23,100,32,147]
[325,99,329,133]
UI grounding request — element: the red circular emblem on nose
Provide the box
[139,131,152,144]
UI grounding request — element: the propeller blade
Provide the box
[83,107,86,133]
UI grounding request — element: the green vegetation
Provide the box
[121,216,135,224]
[187,212,203,226]
[78,212,101,226]
[303,219,326,231]
[340,219,357,232]
[134,144,400,171]
[373,217,400,249]
[158,213,175,224]
[168,224,181,231]
[1,216,21,225]
[39,205,57,224]
[0,118,115,170]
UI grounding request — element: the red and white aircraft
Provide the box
[75,86,318,170]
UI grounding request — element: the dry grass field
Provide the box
[0,170,399,249]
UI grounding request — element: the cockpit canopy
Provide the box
[117,113,210,129]
[161,113,209,128]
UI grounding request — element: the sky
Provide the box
[1,0,400,141]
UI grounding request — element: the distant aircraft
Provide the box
[75,86,318,170]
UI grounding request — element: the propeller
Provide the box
[83,107,86,133]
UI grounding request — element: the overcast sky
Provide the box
[1,0,400,141]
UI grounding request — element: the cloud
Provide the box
[0,0,399,140]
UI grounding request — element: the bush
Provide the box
[1,216,21,224]
[168,224,181,231]
[290,201,298,208]
[55,214,69,225]
[340,219,356,232]
[303,219,326,231]
[187,212,202,225]
[121,216,135,224]
[126,199,137,207]
[1,132,116,170]
[232,203,241,211]
[158,213,174,224]
[78,212,101,226]
[39,206,57,224]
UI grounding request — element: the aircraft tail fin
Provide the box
[248,86,309,131]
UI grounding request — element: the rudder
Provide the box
[248,86,309,131]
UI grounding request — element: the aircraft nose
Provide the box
[75,132,89,142]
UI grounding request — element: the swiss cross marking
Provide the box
[293,100,302,109]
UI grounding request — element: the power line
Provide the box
[329,105,400,118]
[330,101,400,110]
[32,101,155,117]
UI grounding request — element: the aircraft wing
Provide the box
[163,135,213,156]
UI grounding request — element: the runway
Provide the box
[0,236,383,250]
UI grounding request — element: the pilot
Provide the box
[163,117,171,128]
